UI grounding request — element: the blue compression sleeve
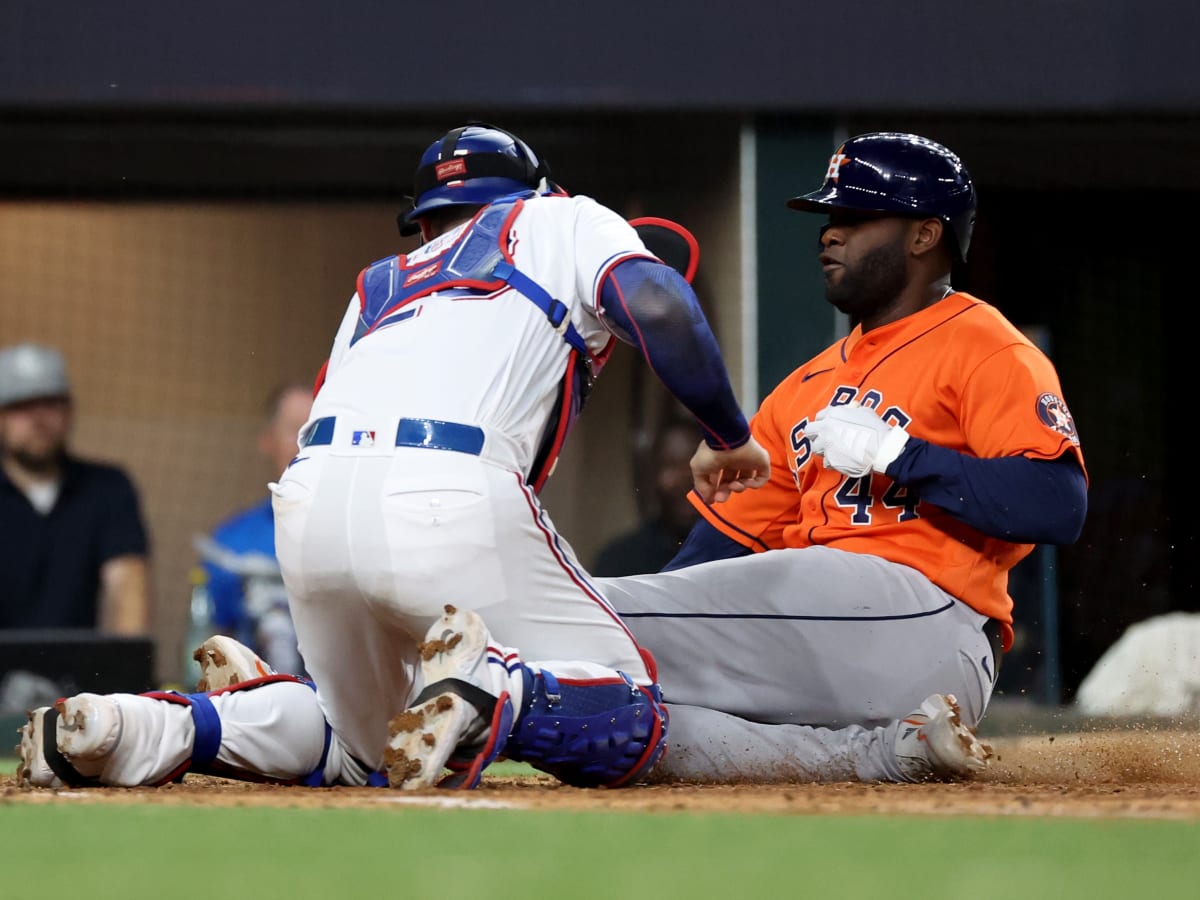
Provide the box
[885,439,1087,545]
[661,517,754,571]
[600,258,749,449]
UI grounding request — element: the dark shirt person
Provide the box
[0,343,151,634]
[593,417,701,576]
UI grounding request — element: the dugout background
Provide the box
[2,1,1196,695]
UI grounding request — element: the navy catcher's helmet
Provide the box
[399,123,553,236]
[787,132,977,261]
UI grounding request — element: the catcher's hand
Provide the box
[690,438,770,503]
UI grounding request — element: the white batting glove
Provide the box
[805,404,910,478]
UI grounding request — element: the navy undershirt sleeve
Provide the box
[885,438,1088,545]
[661,517,753,571]
[600,258,749,450]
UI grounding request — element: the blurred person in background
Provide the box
[0,342,151,634]
[190,381,313,678]
[593,413,701,576]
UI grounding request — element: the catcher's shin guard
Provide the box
[504,670,669,788]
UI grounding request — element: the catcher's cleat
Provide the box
[383,605,513,790]
[16,706,62,788]
[193,635,277,692]
[15,694,123,788]
[893,693,992,782]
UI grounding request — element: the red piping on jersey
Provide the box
[530,350,579,494]
[515,473,647,651]
[313,359,329,396]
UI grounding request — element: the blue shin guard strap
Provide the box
[300,721,333,787]
[184,692,222,767]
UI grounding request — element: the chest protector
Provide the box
[351,194,599,492]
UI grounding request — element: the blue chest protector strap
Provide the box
[490,260,588,355]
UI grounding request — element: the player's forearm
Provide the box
[600,259,749,449]
[98,555,152,634]
[886,440,1087,544]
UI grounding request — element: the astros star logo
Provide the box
[1036,392,1080,444]
[826,151,852,182]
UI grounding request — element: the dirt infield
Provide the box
[5,728,1199,819]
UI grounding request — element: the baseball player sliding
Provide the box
[600,132,1088,782]
[17,122,768,790]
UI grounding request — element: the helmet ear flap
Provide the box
[397,201,419,238]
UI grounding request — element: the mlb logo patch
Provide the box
[351,430,376,447]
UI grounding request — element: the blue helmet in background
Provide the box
[787,132,977,261]
[399,123,552,236]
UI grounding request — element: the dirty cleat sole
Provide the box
[896,693,992,782]
[15,707,61,788]
[382,604,512,790]
[194,635,276,692]
[383,693,477,789]
[14,694,122,788]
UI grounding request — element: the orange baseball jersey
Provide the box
[691,292,1086,647]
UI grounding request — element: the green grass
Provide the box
[0,805,1197,900]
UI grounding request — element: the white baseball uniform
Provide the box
[269,193,662,770]
[38,193,681,788]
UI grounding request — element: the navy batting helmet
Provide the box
[399,123,552,237]
[787,132,977,261]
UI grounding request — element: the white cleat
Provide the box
[14,694,123,788]
[15,706,62,788]
[56,693,123,763]
[894,693,992,783]
[383,605,494,790]
[193,635,276,692]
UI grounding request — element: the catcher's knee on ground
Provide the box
[18,677,346,788]
[146,676,335,785]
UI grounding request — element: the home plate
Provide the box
[376,794,517,809]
